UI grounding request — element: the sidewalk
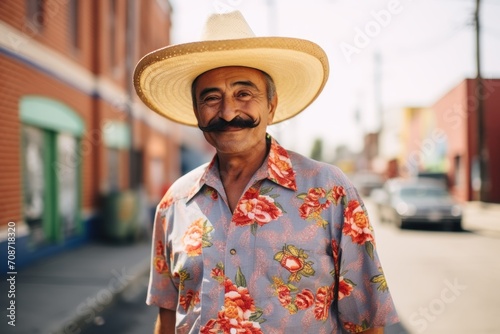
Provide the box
[462,201,500,237]
[1,239,151,334]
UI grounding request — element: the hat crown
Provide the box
[201,11,256,41]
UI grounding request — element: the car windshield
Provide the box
[398,186,450,200]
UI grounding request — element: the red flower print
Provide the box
[268,143,297,190]
[237,321,263,334]
[277,285,292,307]
[158,195,173,210]
[179,289,200,311]
[233,187,282,228]
[206,187,218,200]
[183,219,204,256]
[274,244,315,282]
[182,218,213,257]
[343,321,365,333]
[211,267,225,283]
[343,200,374,245]
[202,277,263,334]
[280,254,304,273]
[153,256,169,274]
[338,277,354,300]
[223,300,241,319]
[298,187,330,218]
[153,241,169,274]
[155,240,165,256]
[330,185,346,205]
[331,240,340,275]
[272,276,315,314]
[201,312,263,334]
[295,289,315,310]
[200,319,217,334]
[224,278,256,316]
[298,187,331,228]
[314,285,333,321]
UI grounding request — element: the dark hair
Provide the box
[191,68,276,109]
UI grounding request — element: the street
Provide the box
[81,200,500,334]
[366,200,500,334]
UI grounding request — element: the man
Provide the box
[134,11,398,334]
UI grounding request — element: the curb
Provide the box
[464,201,500,213]
[50,257,151,334]
[462,201,500,236]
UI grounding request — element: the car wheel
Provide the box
[444,220,462,232]
[455,221,463,231]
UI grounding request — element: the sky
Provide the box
[168,0,500,159]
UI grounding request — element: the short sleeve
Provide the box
[146,202,179,310]
[334,186,399,332]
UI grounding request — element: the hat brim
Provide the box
[134,37,329,126]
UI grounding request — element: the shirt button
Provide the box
[230,249,237,255]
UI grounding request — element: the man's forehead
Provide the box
[196,66,267,83]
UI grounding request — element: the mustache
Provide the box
[198,116,261,132]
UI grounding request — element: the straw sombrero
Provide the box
[133,11,329,126]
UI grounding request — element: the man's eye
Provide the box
[236,91,252,99]
[203,96,220,104]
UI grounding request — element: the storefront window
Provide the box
[20,96,84,244]
[22,125,47,245]
[57,133,79,238]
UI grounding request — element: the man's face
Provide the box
[193,66,277,155]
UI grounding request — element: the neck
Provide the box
[217,139,268,183]
[216,137,270,212]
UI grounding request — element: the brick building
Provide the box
[394,79,500,203]
[433,78,500,203]
[0,0,181,269]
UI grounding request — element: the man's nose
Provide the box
[218,95,240,121]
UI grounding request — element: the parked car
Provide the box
[417,171,449,188]
[372,178,462,231]
[350,171,385,197]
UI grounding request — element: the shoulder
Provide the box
[287,149,355,189]
[160,162,209,204]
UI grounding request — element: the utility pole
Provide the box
[267,0,285,143]
[372,50,383,170]
[374,50,383,135]
[267,0,277,35]
[474,0,489,202]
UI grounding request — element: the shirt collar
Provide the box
[187,134,297,202]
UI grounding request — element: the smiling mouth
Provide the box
[218,126,245,132]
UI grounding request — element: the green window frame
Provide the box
[20,96,84,243]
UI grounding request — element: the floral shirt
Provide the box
[147,136,398,333]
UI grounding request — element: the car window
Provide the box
[398,186,450,199]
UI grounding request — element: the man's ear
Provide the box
[267,94,278,125]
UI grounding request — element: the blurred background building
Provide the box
[432,78,500,203]
[0,0,189,270]
[362,78,500,204]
